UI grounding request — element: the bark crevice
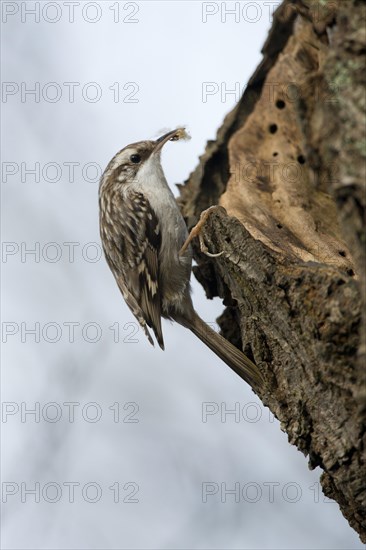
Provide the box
[179,0,366,541]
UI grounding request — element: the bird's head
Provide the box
[99,128,188,193]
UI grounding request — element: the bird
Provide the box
[99,128,264,392]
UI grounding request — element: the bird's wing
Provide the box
[103,190,164,350]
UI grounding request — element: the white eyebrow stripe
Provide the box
[111,148,137,170]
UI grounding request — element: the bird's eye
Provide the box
[130,154,141,164]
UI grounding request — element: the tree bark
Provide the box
[178,0,365,541]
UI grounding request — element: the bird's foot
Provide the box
[179,205,224,258]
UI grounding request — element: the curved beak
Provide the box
[153,129,181,153]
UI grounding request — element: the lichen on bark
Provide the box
[179,0,366,541]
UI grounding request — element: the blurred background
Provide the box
[1,1,363,548]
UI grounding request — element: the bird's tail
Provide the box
[186,312,264,392]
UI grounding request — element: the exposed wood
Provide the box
[178,0,366,541]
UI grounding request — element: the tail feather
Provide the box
[187,313,264,391]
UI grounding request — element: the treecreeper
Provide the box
[99,128,264,392]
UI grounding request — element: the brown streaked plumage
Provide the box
[99,129,264,392]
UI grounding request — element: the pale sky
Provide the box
[1,1,362,549]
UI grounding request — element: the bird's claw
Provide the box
[198,233,224,257]
[179,205,223,258]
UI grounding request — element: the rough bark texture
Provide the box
[178,0,365,541]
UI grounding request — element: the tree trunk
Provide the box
[178,0,365,541]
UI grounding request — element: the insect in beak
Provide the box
[153,128,190,153]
